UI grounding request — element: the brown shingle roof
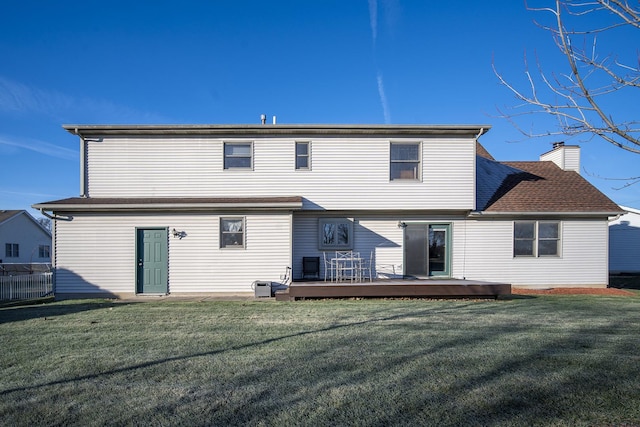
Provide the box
[475,142,495,160]
[483,161,621,213]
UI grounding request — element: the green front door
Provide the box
[136,228,168,294]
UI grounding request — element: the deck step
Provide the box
[274,289,291,301]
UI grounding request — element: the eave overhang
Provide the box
[33,197,304,213]
[63,124,491,138]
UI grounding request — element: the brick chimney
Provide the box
[540,142,581,173]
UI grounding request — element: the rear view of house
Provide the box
[34,124,622,298]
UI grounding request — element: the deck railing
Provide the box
[0,273,54,301]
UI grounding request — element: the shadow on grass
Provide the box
[3,298,640,425]
[0,303,478,397]
[0,300,137,324]
[499,294,537,300]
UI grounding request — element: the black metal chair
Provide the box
[302,256,320,280]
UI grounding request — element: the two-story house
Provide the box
[34,124,622,298]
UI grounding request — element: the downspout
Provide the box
[77,129,88,198]
[473,127,483,213]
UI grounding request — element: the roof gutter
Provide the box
[62,124,492,138]
[38,208,73,222]
[33,201,303,213]
[468,210,625,218]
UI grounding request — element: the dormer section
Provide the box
[540,142,581,173]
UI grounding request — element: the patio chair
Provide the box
[334,251,359,282]
[358,251,374,282]
[302,256,320,280]
[323,252,336,281]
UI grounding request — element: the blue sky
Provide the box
[1,0,639,216]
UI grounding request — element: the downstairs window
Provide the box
[514,221,560,257]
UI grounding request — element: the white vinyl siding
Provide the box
[293,214,467,281]
[540,145,580,172]
[293,214,406,281]
[53,212,292,295]
[54,212,611,294]
[461,218,609,287]
[85,136,475,210]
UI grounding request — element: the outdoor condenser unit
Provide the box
[254,281,272,298]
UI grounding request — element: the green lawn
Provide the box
[1,294,640,426]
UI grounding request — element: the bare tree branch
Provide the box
[495,0,640,155]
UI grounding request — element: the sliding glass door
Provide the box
[404,224,450,278]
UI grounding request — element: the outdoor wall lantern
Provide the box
[397,221,407,229]
[172,228,186,239]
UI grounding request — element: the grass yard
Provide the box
[1,293,640,426]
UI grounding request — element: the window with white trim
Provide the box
[296,141,310,170]
[220,217,245,248]
[224,142,252,169]
[5,243,19,258]
[514,221,560,257]
[390,142,421,180]
[319,218,353,250]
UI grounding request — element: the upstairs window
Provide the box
[319,218,353,250]
[514,221,560,257]
[220,217,245,249]
[224,142,252,169]
[296,141,310,170]
[390,142,420,180]
[5,243,19,258]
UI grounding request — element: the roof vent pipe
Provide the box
[272,115,277,125]
[260,114,266,125]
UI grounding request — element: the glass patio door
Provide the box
[404,224,450,278]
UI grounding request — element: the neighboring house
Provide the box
[0,210,52,266]
[609,206,640,274]
[33,124,622,297]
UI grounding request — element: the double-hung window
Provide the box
[5,243,19,258]
[224,142,252,169]
[390,142,420,180]
[319,218,353,250]
[296,141,310,170]
[39,245,50,258]
[220,217,245,249]
[514,221,560,257]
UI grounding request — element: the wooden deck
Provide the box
[275,279,511,301]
